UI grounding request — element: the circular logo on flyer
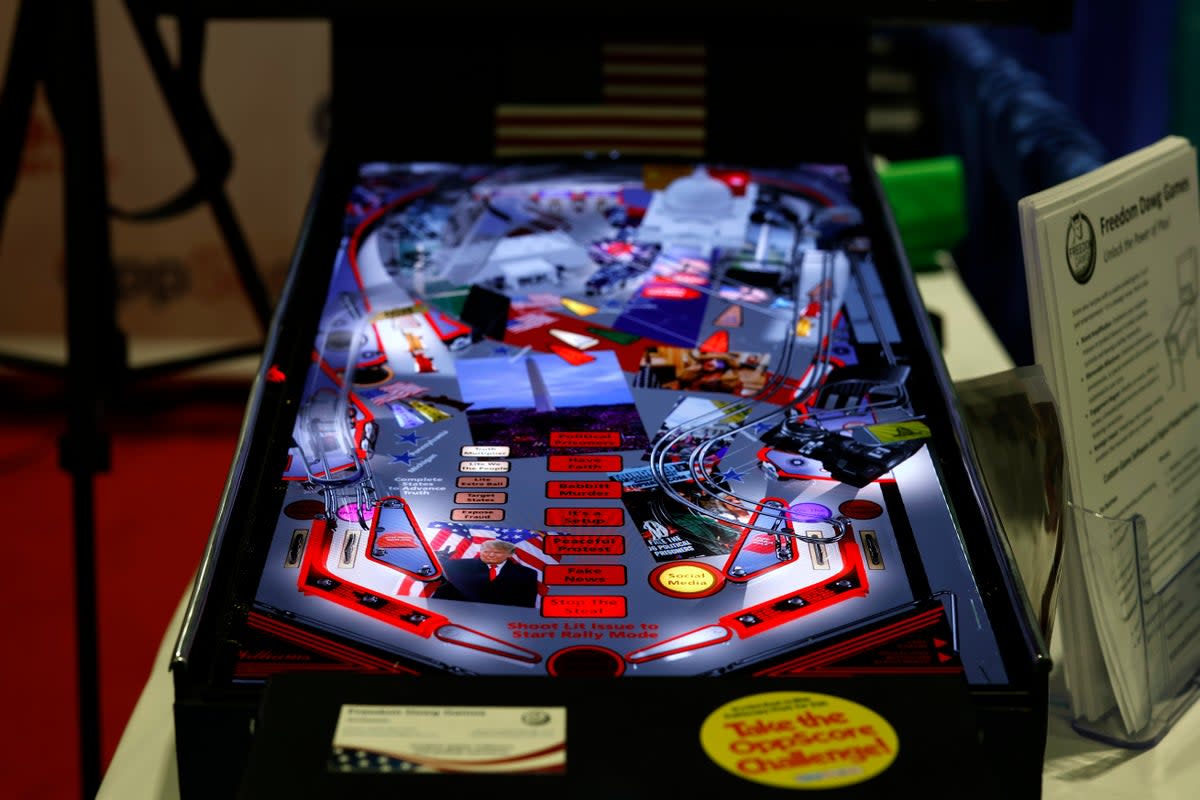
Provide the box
[699,691,899,790]
[1064,211,1097,284]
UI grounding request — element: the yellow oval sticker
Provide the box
[699,691,899,790]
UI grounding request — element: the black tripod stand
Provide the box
[0,1,272,795]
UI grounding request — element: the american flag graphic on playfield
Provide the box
[396,521,560,598]
[493,41,705,159]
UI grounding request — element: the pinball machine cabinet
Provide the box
[171,6,1065,798]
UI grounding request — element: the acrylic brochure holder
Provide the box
[954,364,1200,750]
[955,365,1065,646]
[1062,501,1200,749]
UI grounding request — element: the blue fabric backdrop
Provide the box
[913,5,1177,367]
[985,0,1176,163]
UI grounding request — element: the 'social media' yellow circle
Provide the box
[658,564,715,593]
[699,691,899,790]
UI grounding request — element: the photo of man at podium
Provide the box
[432,539,540,608]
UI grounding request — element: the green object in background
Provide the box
[876,155,967,272]
[1171,0,1200,149]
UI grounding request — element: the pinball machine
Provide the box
[168,5,1070,798]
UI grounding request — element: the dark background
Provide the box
[3,1,1196,797]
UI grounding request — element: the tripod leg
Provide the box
[42,1,121,796]
[0,0,51,247]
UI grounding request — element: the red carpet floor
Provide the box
[0,374,248,799]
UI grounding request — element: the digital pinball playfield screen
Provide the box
[174,157,1048,797]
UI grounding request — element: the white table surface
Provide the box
[95,264,1200,799]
